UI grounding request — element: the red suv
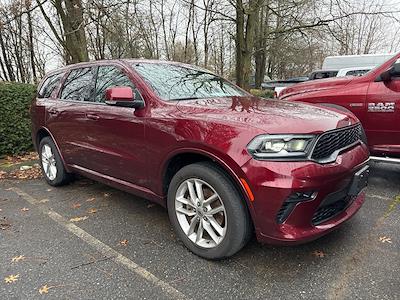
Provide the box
[31,60,369,259]
[279,53,400,161]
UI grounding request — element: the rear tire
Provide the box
[39,137,72,186]
[167,162,252,260]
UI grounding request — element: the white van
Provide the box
[322,53,395,70]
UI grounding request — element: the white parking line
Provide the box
[367,194,393,201]
[11,187,188,300]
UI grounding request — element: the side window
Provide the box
[38,73,64,98]
[95,66,141,103]
[60,67,94,101]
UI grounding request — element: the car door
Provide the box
[78,64,147,186]
[46,67,96,168]
[365,75,400,155]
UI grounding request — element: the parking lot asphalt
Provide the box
[0,162,399,299]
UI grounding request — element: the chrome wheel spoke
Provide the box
[176,196,195,208]
[46,162,51,176]
[194,180,204,203]
[203,193,218,206]
[203,221,220,244]
[206,205,224,216]
[195,219,204,243]
[207,216,224,236]
[44,145,52,157]
[50,165,57,178]
[187,180,197,203]
[187,216,199,235]
[176,206,196,217]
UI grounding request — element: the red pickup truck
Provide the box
[279,53,400,162]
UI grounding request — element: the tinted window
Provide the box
[346,69,369,76]
[132,63,245,101]
[95,66,137,103]
[38,73,63,98]
[60,68,94,101]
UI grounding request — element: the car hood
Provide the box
[280,76,354,99]
[176,96,358,135]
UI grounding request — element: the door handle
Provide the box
[86,113,100,120]
[48,109,59,116]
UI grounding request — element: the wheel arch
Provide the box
[35,127,71,173]
[161,149,256,222]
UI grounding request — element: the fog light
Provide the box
[276,191,317,224]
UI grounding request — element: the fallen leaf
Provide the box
[6,164,43,180]
[1,220,11,230]
[119,239,128,246]
[379,236,392,244]
[147,204,155,209]
[38,284,49,294]
[46,189,52,192]
[103,193,110,197]
[39,199,49,203]
[19,165,32,171]
[69,216,88,222]
[86,197,96,202]
[87,208,97,214]
[71,203,81,209]
[11,255,25,262]
[312,250,325,258]
[5,274,19,283]
[20,207,29,212]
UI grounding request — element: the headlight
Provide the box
[247,135,315,159]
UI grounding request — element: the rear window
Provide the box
[38,73,64,98]
[60,67,94,101]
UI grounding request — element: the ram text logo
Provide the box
[368,102,395,112]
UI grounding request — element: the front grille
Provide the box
[311,124,362,161]
[312,196,355,225]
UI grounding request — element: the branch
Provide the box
[0,0,49,27]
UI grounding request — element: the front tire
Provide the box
[167,162,252,260]
[39,137,72,186]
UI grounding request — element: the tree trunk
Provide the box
[0,27,15,81]
[254,3,269,88]
[26,0,37,83]
[235,0,262,90]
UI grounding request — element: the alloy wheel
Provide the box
[175,178,227,248]
[41,144,57,181]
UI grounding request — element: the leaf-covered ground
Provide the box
[0,152,42,180]
[0,159,399,299]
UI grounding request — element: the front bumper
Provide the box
[241,143,369,245]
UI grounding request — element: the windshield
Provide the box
[132,62,246,101]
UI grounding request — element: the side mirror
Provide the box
[378,61,400,82]
[105,87,144,109]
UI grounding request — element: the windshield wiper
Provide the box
[170,97,201,101]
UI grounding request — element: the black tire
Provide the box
[38,136,72,186]
[167,162,252,260]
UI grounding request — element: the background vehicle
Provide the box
[275,66,374,97]
[31,60,369,259]
[280,52,400,162]
[322,53,395,69]
[336,66,373,77]
[308,69,339,80]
